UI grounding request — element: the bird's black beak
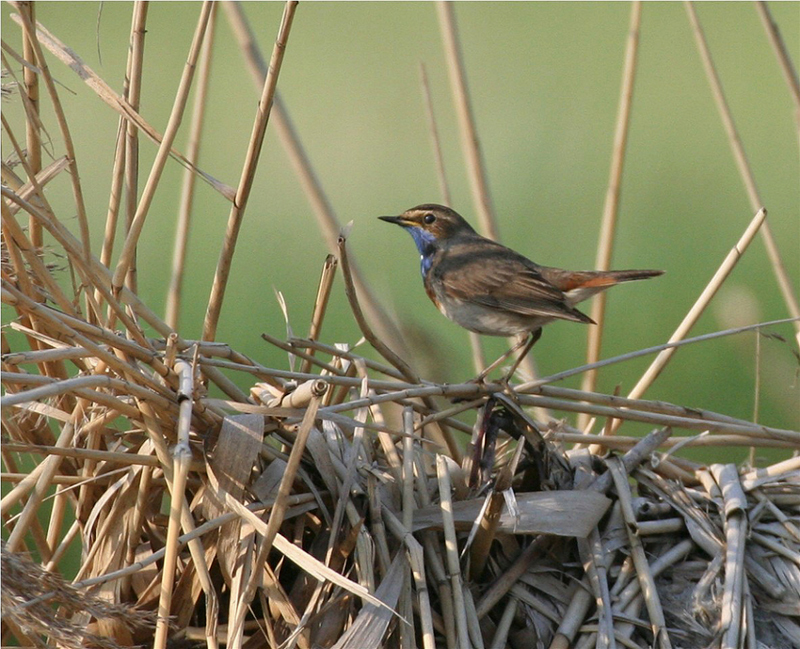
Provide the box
[378,215,404,226]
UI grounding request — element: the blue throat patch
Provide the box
[404,226,437,277]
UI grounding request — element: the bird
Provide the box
[379,203,663,380]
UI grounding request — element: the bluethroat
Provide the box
[379,204,663,380]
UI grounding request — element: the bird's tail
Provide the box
[543,268,663,291]
[596,269,664,284]
[542,268,664,308]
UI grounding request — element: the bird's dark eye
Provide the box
[423,213,436,225]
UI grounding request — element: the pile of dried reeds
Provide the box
[3,2,800,648]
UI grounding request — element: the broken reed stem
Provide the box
[336,229,462,460]
[153,361,195,649]
[476,426,672,618]
[298,254,338,375]
[622,207,766,411]
[436,455,471,649]
[710,464,748,649]
[113,1,214,294]
[685,1,800,348]
[202,1,297,342]
[166,5,217,330]
[402,408,416,533]
[607,457,671,649]
[261,391,322,561]
[580,1,642,428]
[337,229,419,383]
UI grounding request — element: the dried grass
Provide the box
[2,3,799,649]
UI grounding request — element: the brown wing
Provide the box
[433,239,593,323]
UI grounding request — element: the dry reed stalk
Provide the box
[435,1,497,239]
[113,2,214,296]
[337,228,418,384]
[710,463,749,649]
[7,12,236,201]
[579,2,642,428]
[221,2,411,360]
[18,1,40,249]
[337,227,462,461]
[11,0,91,263]
[755,1,800,138]
[202,0,296,342]
[291,336,408,381]
[419,60,486,376]
[607,457,671,649]
[99,120,127,280]
[436,2,548,393]
[2,152,68,218]
[167,4,216,329]
[520,316,798,392]
[685,1,800,348]
[152,364,194,649]
[121,1,148,297]
[436,454,471,649]
[622,207,766,409]
[419,62,452,208]
[298,254,338,375]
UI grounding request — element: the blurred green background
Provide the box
[3,2,798,461]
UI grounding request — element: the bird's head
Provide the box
[379,204,476,255]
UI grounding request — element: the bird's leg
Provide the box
[475,333,533,383]
[502,328,542,384]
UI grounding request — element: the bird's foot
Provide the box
[497,372,521,405]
